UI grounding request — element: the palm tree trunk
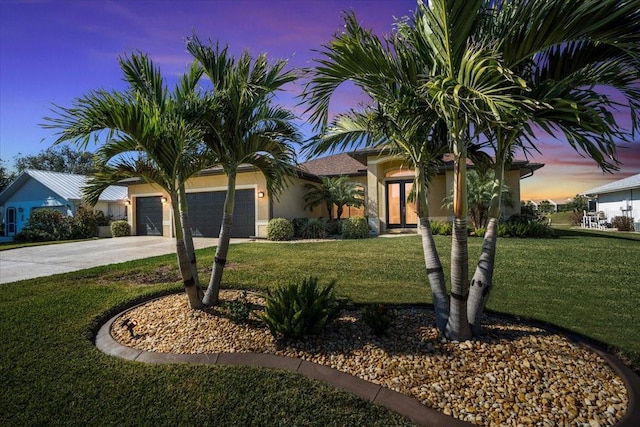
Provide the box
[203,172,236,306]
[171,192,203,309]
[445,142,471,341]
[178,185,203,301]
[468,156,505,335]
[416,164,449,334]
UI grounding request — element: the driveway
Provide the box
[0,236,245,284]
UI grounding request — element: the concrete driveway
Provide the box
[0,236,241,284]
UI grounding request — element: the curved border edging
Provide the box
[95,304,639,427]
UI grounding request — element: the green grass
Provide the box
[1,228,639,425]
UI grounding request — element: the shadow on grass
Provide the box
[553,227,640,242]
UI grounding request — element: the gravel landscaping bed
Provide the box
[111,291,628,426]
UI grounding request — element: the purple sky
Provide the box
[1,0,638,202]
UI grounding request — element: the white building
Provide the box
[581,173,639,221]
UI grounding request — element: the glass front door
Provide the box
[386,180,417,228]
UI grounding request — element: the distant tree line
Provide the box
[0,145,95,192]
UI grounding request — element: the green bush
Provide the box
[291,218,309,237]
[498,221,552,238]
[360,304,397,337]
[266,218,294,241]
[259,277,346,339]
[219,291,252,323]
[430,221,452,236]
[341,216,369,239]
[110,220,131,237]
[324,219,342,236]
[612,216,634,231]
[15,208,67,242]
[473,227,486,237]
[301,218,328,239]
[70,207,110,239]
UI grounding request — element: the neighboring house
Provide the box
[124,149,543,238]
[0,169,128,237]
[581,173,640,220]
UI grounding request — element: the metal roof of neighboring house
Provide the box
[581,173,640,196]
[0,169,128,205]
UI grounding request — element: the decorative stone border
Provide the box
[95,303,640,427]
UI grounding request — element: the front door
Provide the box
[386,180,417,228]
[6,207,16,236]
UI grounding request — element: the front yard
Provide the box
[0,228,638,426]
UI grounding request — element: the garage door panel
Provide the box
[186,189,255,238]
[136,196,163,236]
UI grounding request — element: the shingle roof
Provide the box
[299,153,367,177]
[581,173,640,196]
[0,169,128,204]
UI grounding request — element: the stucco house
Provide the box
[0,169,128,237]
[581,173,639,221]
[124,150,543,238]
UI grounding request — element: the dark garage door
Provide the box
[136,196,163,236]
[187,189,255,238]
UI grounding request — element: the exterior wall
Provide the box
[93,201,127,221]
[1,178,71,235]
[596,189,638,221]
[127,171,292,239]
[504,169,522,218]
[272,177,324,221]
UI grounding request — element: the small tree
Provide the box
[304,176,365,220]
[14,146,96,175]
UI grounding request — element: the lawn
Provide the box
[1,228,638,426]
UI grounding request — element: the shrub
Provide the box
[291,218,309,237]
[71,207,110,239]
[611,216,634,232]
[430,221,452,236]
[324,219,342,236]
[341,216,369,239]
[219,291,252,323]
[360,304,397,337]
[15,208,67,242]
[568,211,583,227]
[473,227,486,237]
[498,221,552,238]
[266,218,294,241]
[259,277,346,339]
[110,220,131,237]
[301,218,328,239]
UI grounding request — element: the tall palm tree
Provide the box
[185,35,301,306]
[302,11,457,333]
[466,0,640,335]
[43,53,210,309]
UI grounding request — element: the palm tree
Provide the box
[43,53,210,309]
[303,176,365,220]
[466,0,640,335]
[185,35,301,306]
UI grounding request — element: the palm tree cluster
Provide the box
[44,37,301,308]
[303,176,365,220]
[43,1,639,342]
[302,0,640,339]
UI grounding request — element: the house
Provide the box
[124,150,543,238]
[581,173,639,220]
[0,169,128,237]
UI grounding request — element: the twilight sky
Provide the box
[1,0,638,202]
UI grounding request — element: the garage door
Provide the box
[136,196,163,236]
[186,189,255,238]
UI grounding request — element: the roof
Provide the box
[300,150,544,178]
[299,153,367,177]
[581,173,640,196]
[0,169,128,205]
